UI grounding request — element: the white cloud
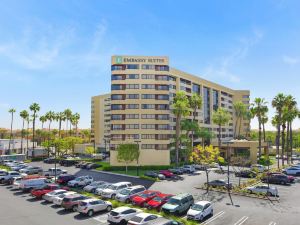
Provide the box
[283,55,300,65]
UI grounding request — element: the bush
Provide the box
[31,157,47,162]
[258,156,274,166]
[139,175,159,182]
[102,165,170,171]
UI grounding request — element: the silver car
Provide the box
[115,185,146,203]
[42,189,68,202]
[77,198,112,216]
[95,183,112,195]
[83,181,106,193]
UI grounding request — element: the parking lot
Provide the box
[1,161,300,225]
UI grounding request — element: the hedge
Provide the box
[102,165,170,171]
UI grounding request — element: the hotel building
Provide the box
[91,56,250,166]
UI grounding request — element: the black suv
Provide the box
[262,174,289,185]
[235,170,257,178]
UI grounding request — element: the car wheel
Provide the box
[106,205,112,212]
[280,181,285,185]
[266,192,272,196]
[72,205,78,212]
[200,215,204,222]
[74,184,78,188]
[175,210,180,216]
[125,198,130,204]
[210,209,213,216]
[88,210,94,217]
[111,194,116,199]
[120,219,127,225]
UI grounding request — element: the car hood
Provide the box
[162,203,178,210]
[133,196,146,202]
[187,209,202,216]
[147,200,161,207]
[102,189,114,194]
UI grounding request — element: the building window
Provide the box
[141,114,155,119]
[111,65,125,71]
[126,64,139,69]
[111,84,124,90]
[126,94,139,99]
[155,65,169,71]
[111,124,123,130]
[156,85,169,90]
[155,75,169,81]
[111,134,123,140]
[141,74,155,79]
[157,124,169,130]
[180,78,191,85]
[142,104,155,109]
[157,114,169,120]
[141,124,155,129]
[111,115,123,120]
[141,134,155,139]
[111,94,124,100]
[169,84,176,89]
[125,124,139,129]
[169,76,176,81]
[125,134,139,139]
[141,64,155,70]
[142,94,155,99]
[156,134,169,140]
[111,104,124,110]
[156,144,168,150]
[126,104,139,109]
[142,144,155,149]
[203,87,211,124]
[156,104,169,110]
[126,74,139,79]
[111,75,125,80]
[126,84,139,89]
[125,114,139,119]
[243,95,249,98]
[141,84,155,89]
[213,90,219,111]
[192,84,201,95]
[156,94,169,100]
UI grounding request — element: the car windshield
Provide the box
[75,177,83,181]
[120,189,131,195]
[79,201,88,206]
[152,196,163,202]
[191,204,204,211]
[168,198,180,205]
[139,193,150,198]
[98,184,109,189]
[130,216,143,223]
[109,185,118,190]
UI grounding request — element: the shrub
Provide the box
[102,165,170,171]
[139,175,159,182]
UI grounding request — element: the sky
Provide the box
[1,0,300,131]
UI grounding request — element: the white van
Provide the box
[19,178,49,192]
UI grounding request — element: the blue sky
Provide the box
[1,0,300,130]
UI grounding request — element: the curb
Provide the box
[91,169,140,178]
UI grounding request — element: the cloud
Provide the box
[203,29,264,83]
[282,55,300,65]
[0,103,10,109]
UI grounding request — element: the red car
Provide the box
[30,184,67,199]
[145,193,173,211]
[159,170,174,178]
[267,172,295,183]
[131,190,161,207]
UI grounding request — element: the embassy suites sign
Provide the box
[115,56,166,64]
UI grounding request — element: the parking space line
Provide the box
[93,213,108,223]
[234,216,248,225]
[203,211,225,224]
[269,222,277,225]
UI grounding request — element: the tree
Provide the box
[190,145,224,193]
[85,146,95,155]
[64,136,83,155]
[189,93,202,147]
[20,110,29,154]
[56,112,66,138]
[64,109,72,136]
[261,115,268,142]
[212,108,230,150]
[233,101,247,138]
[251,98,268,158]
[29,103,40,155]
[116,143,140,173]
[71,113,80,137]
[195,127,214,149]
[39,115,47,129]
[82,129,91,143]
[272,93,286,168]
[172,91,190,166]
[8,108,16,154]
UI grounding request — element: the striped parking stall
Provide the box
[203,211,226,225]
[93,213,109,223]
[233,216,248,225]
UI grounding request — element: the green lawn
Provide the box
[105,168,161,177]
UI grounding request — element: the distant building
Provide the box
[0,139,35,155]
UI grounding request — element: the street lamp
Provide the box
[134,140,141,176]
[267,138,272,188]
[54,142,57,183]
[222,140,234,205]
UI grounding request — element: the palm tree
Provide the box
[261,115,268,142]
[29,103,40,156]
[20,110,29,154]
[233,101,247,138]
[195,127,214,149]
[8,108,16,154]
[285,107,298,164]
[39,115,47,129]
[212,108,230,150]
[271,114,280,168]
[172,91,190,166]
[56,112,66,138]
[64,109,72,136]
[71,113,80,137]
[189,93,202,147]
[272,93,286,168]
[251,98,268,158]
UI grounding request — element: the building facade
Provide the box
[92,55,250,165]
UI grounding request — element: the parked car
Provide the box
[169,168,183,175]
[77,198,112,216]
[43,168,67,176]
[83,181,106,193]
[61,194,89,211]
[116,185,146,203]
[144,171,165,180]
[13,175,46,189]
[247,184,278,196]
[181,165,195,173]
[0,171,22,184]
[43,157,59,164]
[187,201,213,221]
[59,159,79,167]
[147,217,183,225]
[75,161,86,168]
[56,174,76,184]
[81,163,92,169]
[86,163,100,170]
[266,172,295,183]
[42,189,68,202]
[127,213,161,225]
[251,164,266,173]
[145,194,173,211]
[101,182,132,199]
[30,184,63,198]
[262,174,290,185]
[131,190,161,207]
[68,175,93,187]
[108,207,142,225]
[52,191,77,205]
[95,183,112,195]
[159,170,174,178]
[20,166,43,175]
[19,178,50,192]
[9,164,28,171]
[161,193,194,215]
[282,167,300,176]
[235,170,257,178]
[206,179,232,189]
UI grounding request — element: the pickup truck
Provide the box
[43,168,67,177]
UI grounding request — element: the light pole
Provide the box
[267,138,272,188]
[223,140,234,205]
[54,142,57,183]
[134,140,141,176]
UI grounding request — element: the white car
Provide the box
[68,176,93,187]
[251,164,265,172]
[115,185,146,203]
[108,207,142,224]
[77,198,112,216]
[83,181,106,193]
[182,165,196,173]
[127,213,161,225]
[95,183,112,195]
[43,168,67,176]
[187,201,213,221]
[42,189,68,202]
[247,185,278,196]
[101,182,132,199]
[52,191,77,206]
[283,167,300,175]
